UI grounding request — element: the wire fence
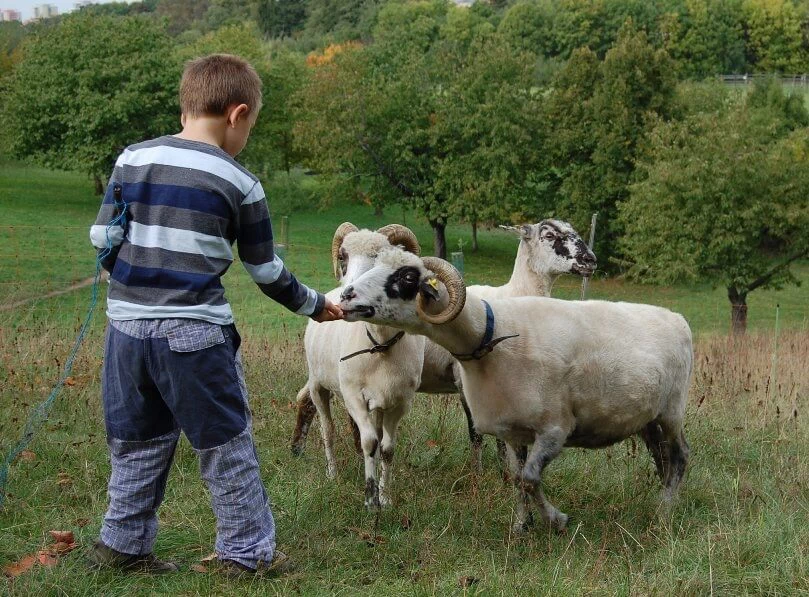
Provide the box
[719,73,809,90]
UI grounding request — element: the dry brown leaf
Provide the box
[50,542,77,555]
[200,552,217,563]
[19,450,36,463]
[426,440,439,448]
[191,564,208,573]
[64,377,76,386]
[345,526,385,545]
[37,552,58,567]
[3,554,37,578]
[75,518,90,528]
[48,530,75,544]
[56,472,72,489]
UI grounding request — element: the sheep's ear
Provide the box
[419,277,441,302]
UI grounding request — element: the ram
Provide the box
[338,249,693,531]
[292,221,596,472]
[299,223,422,509]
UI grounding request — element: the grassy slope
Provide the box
[1,164,808,595]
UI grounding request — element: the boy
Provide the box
[88,54,342,576]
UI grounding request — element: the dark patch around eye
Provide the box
[384,266,421,300]
[553,236,571,258]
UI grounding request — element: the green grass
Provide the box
[1,163,808,594]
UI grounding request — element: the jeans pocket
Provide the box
[166,325,225,352]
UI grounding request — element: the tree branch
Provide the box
[356,134,416,198]
[744,248,809,294]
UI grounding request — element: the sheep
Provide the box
[337,249,693,532]
[299,222,424,510]
[291,220,597,472]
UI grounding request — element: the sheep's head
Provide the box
[340,248,466,328]
[501,219,597,278]
[331,223,420,285]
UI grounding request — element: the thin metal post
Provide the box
[580,212,597,300]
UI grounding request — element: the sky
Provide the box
[2,1,128,21]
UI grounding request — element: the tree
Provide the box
[618,81,809,334]
[543,21,677,265]
[296,2,539,257]
[742,0,809,72]
[257,0,307,38]
[2,13,178,193]
[156,0,210,35]
[660,0,747,78]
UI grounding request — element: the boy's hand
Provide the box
[312,298,344,322]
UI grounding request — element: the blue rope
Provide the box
[0,191,127,508]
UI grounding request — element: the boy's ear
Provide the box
[227,103,250,127]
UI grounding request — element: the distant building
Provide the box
[33,4,59,19]
[0,9,22,22]
[453,0,475,6]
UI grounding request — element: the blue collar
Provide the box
[451,300,519,361]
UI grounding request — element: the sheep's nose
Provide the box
[340,286,356,302]
[581,250,597,266]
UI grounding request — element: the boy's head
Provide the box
[180,54,262,156]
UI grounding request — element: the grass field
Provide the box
[1,163,808,594]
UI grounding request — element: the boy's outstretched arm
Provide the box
[237,182,341,321]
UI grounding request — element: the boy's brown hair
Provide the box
[180,54,262,117]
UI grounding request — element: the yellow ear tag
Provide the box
[427,278,439,290]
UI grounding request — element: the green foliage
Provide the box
[619,81,809,304]
[156,0,210,35]
[304,0,386,42]
[743,0,809,72]
[544,21,677,264]
[660,0,747,78]
[295,3,543,254]
[257,0,308,38]
[2,13,179,185]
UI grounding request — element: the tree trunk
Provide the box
[430,219,447,259]
[93,174,105,196]
[471,218,478,252]
[728,286,748,335]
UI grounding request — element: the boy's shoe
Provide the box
[210,551,295,579]
[87,541,179,573]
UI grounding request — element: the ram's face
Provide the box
[337,233,391,286]
[523,220,596,277]
[339,250,429,326]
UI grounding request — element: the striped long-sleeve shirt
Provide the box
[90,136,325,324]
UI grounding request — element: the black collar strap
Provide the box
[340,328,406,362]
[452,300,519,361]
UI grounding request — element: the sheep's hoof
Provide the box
[511,512,534,535]
[365,478,380,511]
[379,493,393,509]
[326,466,337,480]
[549,511,569,533]
[290,442,305,457]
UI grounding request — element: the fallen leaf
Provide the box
[19,450,36,463]
[50,542,77,555]
[426,440,439,448]
[37,552,58,567]
[3,554,36,577]
[200,552,217,563]
[345,526,385,546]
[191,564,208,573]
[75,518,90,528]
[65,377,76,386]
[49,530,75,544]
[56,472,72,489]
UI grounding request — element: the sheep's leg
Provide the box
[349,416,363,454]
[378,401,410,508]
[497,439,510,483]
[343,396,381,511]
[291,386,317,456]
[639,421,667,481]
[523,428,568,532]
[458,393,484,474]
[309,384,338,479]
[506,443,533,534]
[660,425,689,503]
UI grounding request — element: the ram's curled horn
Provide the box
[417,257,466,325]
[331,222,359,280]
[376,224,420,255]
